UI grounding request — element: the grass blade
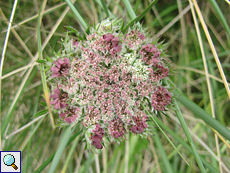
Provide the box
[34,130,81,173]
[61,135,80,173]
[48,126,76,173]
[191,0,230,99]
[174,90,230,141]
[65,0,88,30]
[122,0,137,19]
[122,0,158,33]
[37,0,55,129]
[172,98,206,173]
[153,116,219,173]
[0,0,19,151]
[141,103,189,166]
[100,0,109,18]
[152,132,174,173]
[207,0,230,41]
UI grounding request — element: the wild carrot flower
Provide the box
[50,58,70,78]
[45,18,173,150]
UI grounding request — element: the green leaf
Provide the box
[33,109,48,118]
[65,25,79,34]
[40,102,47,107]
[37,60,46,64]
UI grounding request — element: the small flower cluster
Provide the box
[46,18,173,150]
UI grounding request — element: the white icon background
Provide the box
[1,151,21,172]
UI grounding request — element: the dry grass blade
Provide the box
[175,66,230,86]
[191,0,230,99]
[188,0,222,172]
[0,0,19,151]
[155,5,191,38]
[1,2,67,33]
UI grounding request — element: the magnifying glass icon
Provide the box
[3,154,18,170]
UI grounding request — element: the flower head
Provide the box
[50,87,68,109]
[130,114,148,134]
[151,87,171,111]
[91,124,105,149]
[50,58,70,78]
[140,44,161,65]
[46,18,173,150]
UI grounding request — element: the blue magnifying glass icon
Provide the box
[3,154,18,170]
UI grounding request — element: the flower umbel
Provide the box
[45,18,173,150]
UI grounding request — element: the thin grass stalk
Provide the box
[177,0,190,95]
[188,0,222,172]
[124,133,129,173]
[34,131,81,173]
[172,98,206,172]
[95,154,100,173]
[155,5,191,38]
[149,0,164,27]
[1,66,34,144]
[122,0,158,33]
[37,0,55,129]
[141,103,189,165]
[210,127,230,149]
[168,112,230,172]
[149,138,161,173]
[2,2,73,80]
[207,0,230,42]
[5,114,46,139]
[61,135,79,173]
[122,0,137,19]
[174,90,230,140]
[175,66,230,86]
[102,146,107,173]
[1,1,71,139]
[1,62,39,80]
[0,9,34,59]
[19,116,45,151]
[48,126,76,173]
[100,0,109,18]
[0,0,18,151]
[152,132,174,173]
[191,0,230,99]
[2,2,67,33]
[153,116,219,173]
[65,0,88,30]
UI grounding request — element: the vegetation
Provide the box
[1,0,230,172]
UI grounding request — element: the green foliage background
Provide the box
[1,0,230,172]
